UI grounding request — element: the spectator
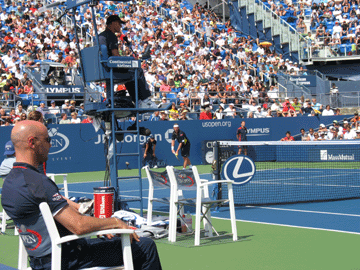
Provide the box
[302,102,314,115]
[199,106,213,120]
[322,105,334,116]
[168,103,179,120]
[81,115,94,123]
[311,98,322,111]
[61,99,71,113]
[36,101,48,116]
[342,125,356,139]
[350,112,359,127]
[319,123,328,133]
[291,97,302,115]
[280,131,295,141]
[254,106,266,118]
[69,100,77,112]
[0,140,16,178]
[78,103,85,116]
[307,128,315,141]
[20,113,27,121]
[300,128,307,141]
[148,111,160,121]
[159,111,168,121]
[214,104,225,119]
[224,103,237,118]
[330,127,342,140]
[9,108,19,124]
[49,100,60,114]
[15,104,26,116]
[159,80,171,92]
[70,112,81,124]
[24,80,34,95]
[28,111,44,123]
[313,132,321,141]
[282,100,295,113]
[355,130,360,139]
[59,113,71,124]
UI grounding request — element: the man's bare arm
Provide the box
[54,204,139,242]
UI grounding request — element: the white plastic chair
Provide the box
[47,173,69,198]
[166,165,238,246]
[143,166,172,226]
[144,166,202,238]
[0,209,10,234]
[18,202,134,270]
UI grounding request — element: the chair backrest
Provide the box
[144,167,171,188]
[166,166,198,191]
[80,45,105,82]
[39,202,62,245]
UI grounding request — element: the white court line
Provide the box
[131,207,360,235]
[245,205,360,217]
[214,216,360,236]
[256,172,359,183]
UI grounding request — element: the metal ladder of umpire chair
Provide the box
[76,5,150,214]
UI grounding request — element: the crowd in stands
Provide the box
[296,112,360,141]
[0,0,352,126]
[0,99,92,126]
[146,96,341,120]
[266,0,360,55]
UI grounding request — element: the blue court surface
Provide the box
[54,172,360,235]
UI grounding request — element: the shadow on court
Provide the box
[155,231,253,248]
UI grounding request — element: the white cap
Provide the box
[173,124,179,128]
[320,124,325,127]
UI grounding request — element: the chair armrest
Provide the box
[200,179,209,184]
[56,229,134,245]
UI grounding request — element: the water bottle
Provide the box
[181,214,187,233]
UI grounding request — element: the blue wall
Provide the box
[0,116,348,173]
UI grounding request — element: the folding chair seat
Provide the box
[166,166,238,246]
[18,202,134,270]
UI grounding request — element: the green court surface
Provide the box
[1,218,359,269]
[1,167,359,269]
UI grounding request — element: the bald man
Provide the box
[1,121,162,270]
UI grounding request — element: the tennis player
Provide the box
[171,123,192,169]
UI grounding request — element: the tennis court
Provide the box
[1,165,359,269]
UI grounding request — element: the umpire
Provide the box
[171,123,192,169]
